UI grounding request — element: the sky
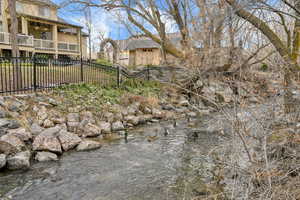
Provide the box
[53,0,131,41]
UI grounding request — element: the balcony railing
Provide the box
[0,32,33,46]
[18,34,34,46]
[58,42,79,52]
[34,39,55,50]
[0,32,80,53]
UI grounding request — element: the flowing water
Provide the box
[0,119,219,200]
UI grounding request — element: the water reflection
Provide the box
[0,120,219,200]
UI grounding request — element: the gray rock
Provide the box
[142,107,152,114]
[37,106,48,121]
[67,121,79,132]
[0,119,10,128]
[51,117,66,124]
[0,109,9,118]
[81,123,102,137]
[114,113,123,121]
[124,115,139,126]
[111,121,125,131]
[58,130,81,151]
[152,108,164,119]
[30,123,44,136]
[32,126,62,153]
[127,106,137,115]
[0,134,25,151]
[179,100,189,107]
[162,104,175,111]
[7,120,21,129]
[104,112,114,122]
[8,101,23,112]
[7,151,31,170]
[0,154,6,169]
[187,112,197,118]
[76,140,102,151]
[139,114,153,123]
[48,98,59,106]
[98,121,111,134]
[7,128,32,142]
[43,119,54,128]
[35,151,58,162]
[67,113,80,122]
[0,141,18,155]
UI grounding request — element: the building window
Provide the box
[38,6,50,18]
[0,0,2,15]
[0,21,3,32]
[16,2,23,13]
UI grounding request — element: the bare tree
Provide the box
[8,0,22,90]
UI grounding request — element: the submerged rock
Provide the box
[111,121,125,131]
[7,151,31,170]
[35,151,58,162]
[58,130,82,151]
[0,154,6,169]
[76,140,102,151]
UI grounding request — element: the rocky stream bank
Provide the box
[0,87,205,171]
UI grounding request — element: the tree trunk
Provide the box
[8,0,22,90]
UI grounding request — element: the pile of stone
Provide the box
[0,93,199,171]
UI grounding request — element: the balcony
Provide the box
[34,39,55,50]
[58,42,79,52]
[0,32,34,47]
[0,32,80,53]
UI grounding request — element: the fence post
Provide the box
[80,58,83,82]
[33,55,37,91]
[117,65,121,87]
[147,65,150,81]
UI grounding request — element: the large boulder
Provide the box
[98,121,111,134]
[0,154,6,169]
[7,128,32,142]
[7,151,31,170]
[81,111,95,124]
[0,141,18,155]
[58,130,82,151]
[67,122,79,132]
[0,119,21,129]
[35,151,58,162]
[30,123,44,136]
[32,126,62,154]
[76,140,102,151]
[80,123,102,137]
[0,134,25,151]
[111,121,125,131]
[67,113,80,122]
[124,115,139,126]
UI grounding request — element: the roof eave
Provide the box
[19,13,83,28]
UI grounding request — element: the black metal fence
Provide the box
[0,57,151,95]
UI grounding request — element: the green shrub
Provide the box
[261,63,268,71]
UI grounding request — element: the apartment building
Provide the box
[0,0,88,58]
